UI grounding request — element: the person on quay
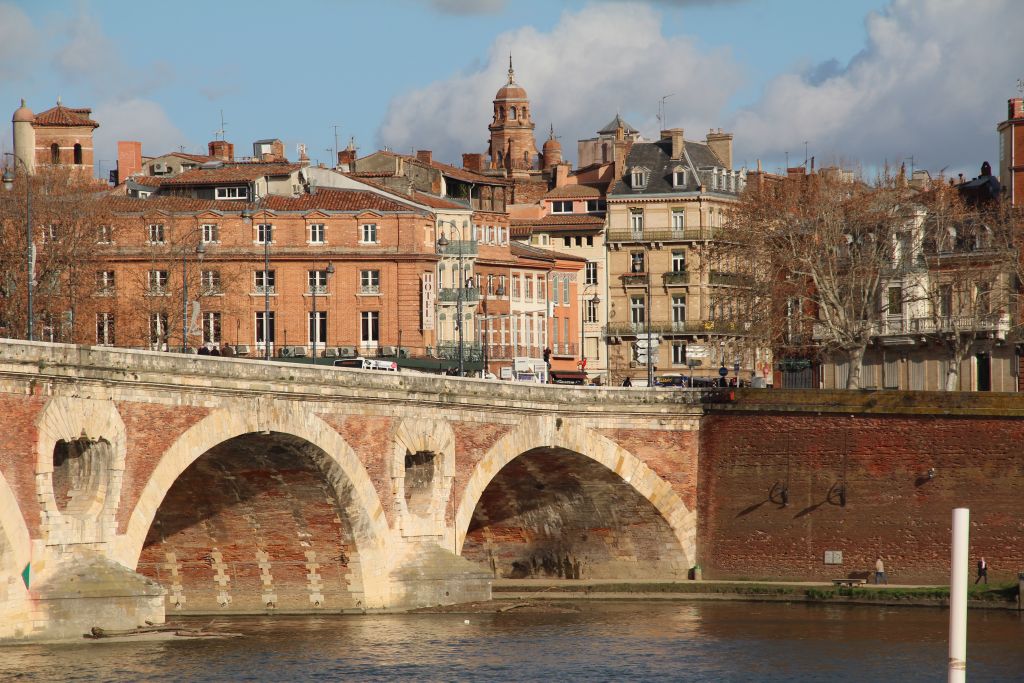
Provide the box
[874,557,887,585]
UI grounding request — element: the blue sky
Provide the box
[2,0,1020,179]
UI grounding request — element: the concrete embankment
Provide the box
[486,579,1022,611]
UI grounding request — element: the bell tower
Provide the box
[487,57,538,173]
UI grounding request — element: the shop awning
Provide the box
[549,370,588,384]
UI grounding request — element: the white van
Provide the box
[333,357,400,372]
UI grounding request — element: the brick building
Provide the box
[998,97,1024,207]
[11,98,99,180]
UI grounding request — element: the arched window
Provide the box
[509,106,517,121]
[73,144,83,165]
[50,143,60,164]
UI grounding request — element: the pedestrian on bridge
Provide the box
[975,557,988,584]
[874,557,887,585]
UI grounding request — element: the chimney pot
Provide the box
[416,150,433,165]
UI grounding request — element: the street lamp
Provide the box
[311,261,335,365]
[436,221,468,377]
[2,154,33,341]
[581,284,600,377]
[483,274,505,377]
[182,240,206,351]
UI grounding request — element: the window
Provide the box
[562,277,570,305]
[255,311,275,345]
[360,223,378,243]
[203,312,221,344]
[585,297,599,323]
[938,284,953,317]
[509,106,517,120]
[147,270,168,294]
[201,223,220,243]
[887,286,903,316]
[630,296,646,324]
[308,270,329,295]
[96,313,115,345]
[525,276,534,301]
[73,144,83,165]
[257,223,273,244]
[533,233,550,246]
[512,276,521,299]
[630,251,645,273]
[215,186,247,200]
[50,143,60,164]
[147,223,165,244]
[96,270,115,295]
[585,235,594,247]
[584,261,598,285]
[672,342,686,366]
[552,200,573,214]
[41,224,60,243]
[309,223,325,244]
[563,236,572,248]
[308,311,327,345]
[586,199,606,212]
[673,169,687,187]
[255,270,276,294]
[360,269,380,294]
[672,295,687,323]
[361,311,379,344]
[201,269,221,294]
[499,275,507,297]
[631,169,648,188]
[671,250,686,273]
[96,225,112,244]
[630,209,644,236]
[149,312,169,347]
[672,209,686,231]
[975,281,992,314]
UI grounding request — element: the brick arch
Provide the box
[454,417,696,565]
[116,404,391,606]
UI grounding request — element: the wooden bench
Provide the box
[831,578,867,587]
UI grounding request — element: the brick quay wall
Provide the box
[698,390,1024,585]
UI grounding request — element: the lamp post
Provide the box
[646,247,654,387]
[311,261,335,365]
[581,284,600,377]
[436,221,467,377]
[182,240,206,351]
[2,154,33,341]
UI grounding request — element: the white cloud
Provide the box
[732,0,1024,175]
[378,2,743,165]
[92,99,191,167]
[0,2,39,81]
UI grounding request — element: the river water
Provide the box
[3,602,1023,682]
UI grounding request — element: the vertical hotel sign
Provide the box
[422,273,435,330]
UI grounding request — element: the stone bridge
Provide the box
[0,341,702,639]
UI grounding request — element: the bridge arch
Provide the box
[117,403,391,608]
[455,417,695,577]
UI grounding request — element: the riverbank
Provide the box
[483,578,1022,611]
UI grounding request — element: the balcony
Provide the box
[253,285,276,296]
[358,285,380,295]
[620,273,650,288]
[145,286,168,297]
[436,240,478,257]
[607,227,720,243]
[812,314,1013,340]
[709,270,753,287]
[438,287,481,303]
[605,319,752,336]
[435,340,483,361]
[662,271,695,286]
[308,285,329,295]
[550,342,579,358]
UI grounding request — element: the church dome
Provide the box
[542,135,561,155]
[494,58,528,101]
[12,99,34,123]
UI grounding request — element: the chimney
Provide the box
[116,141,142,180]
[337,148,357,169]
[706,129,733,169]
[271,139,285,161]
[462,153,484,172]
[416,150,433,165]
[1010,98,1024,121]
[208,140,234,162]
[787,167,805,182]
[554,163,569,188]
[667,128,684,159]
[613,139,629,181]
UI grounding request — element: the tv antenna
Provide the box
[214,109,228,141]
[657,94,675,128]
[331,124,342,163]
[803,141,809,168]
[1017,78,1024,94]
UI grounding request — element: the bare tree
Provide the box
[720,169,913,388]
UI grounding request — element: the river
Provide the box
[3,602,1022,681]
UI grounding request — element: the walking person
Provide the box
[874,557,887,585]
[621,376,632,387]
[975,556,988,585]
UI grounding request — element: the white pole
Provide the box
[948,507,969,683]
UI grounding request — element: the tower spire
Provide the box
[508,53,515,84]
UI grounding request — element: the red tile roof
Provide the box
[512,214,605,229]
[510,224,533,239]
[100,196,251,213]
[261,187,425,214]
[428,159,510,186]
[510,240,587,263]
[126,175,166,187]
[161,162,302,187]
[543,184,602,199]
[33,104,99,128]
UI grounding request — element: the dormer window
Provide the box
[216,186,247,200]
[672,167,687,188]
[631,167,649,189]
[552,200,573,214]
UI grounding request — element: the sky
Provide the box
[1,0,1021,180]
